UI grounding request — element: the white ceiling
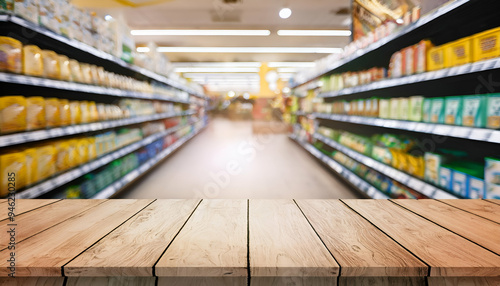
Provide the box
[77,0,352,62]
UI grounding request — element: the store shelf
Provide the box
[291,0,471,88]
[318,57,500,98]
[0,14,206,98]
[91,125,204,199]
[290,134,389,199]
[313,113,500,144]
[15,123,196,199]
[313,133,458,199]
[0,110,194,147]
[0,72,191,103]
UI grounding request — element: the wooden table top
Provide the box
[1,199,500,286]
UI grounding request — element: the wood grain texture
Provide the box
[0,200,104,251]
[0,199,153,277]
[428,277,500,286]
[158,277,246,286]
[0,200,60,221]
[251,277,336,286]
[343,200,500,277]
[249,200,339,280]
[65,199,200,277]
[486,199,500,206]
[296,200,427,277]
[0,278,64,286]
[438,200,500,224]
[339,277,426,286]
[155,200,247,279]
[393,200,500,255]
[66,277,155,286]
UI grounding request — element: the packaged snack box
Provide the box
[486,94,500,129]
[45,98,61,127]
[41,50,60,79]
[462,95,486,127]
[409,96,424,122]
[0,36,22,73]
[26,97,46,130]
[0,150,26,196]
[430,98,445,124]
[422,98,432,122]
[23,45,44,77]
[444,96,463,125]
[0,96,27,133]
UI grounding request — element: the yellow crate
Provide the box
[444,37,473,67]
[473,27,500,62]
[427,46,445,71]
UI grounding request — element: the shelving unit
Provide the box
[290,134,389,199]
[313,133,458,199]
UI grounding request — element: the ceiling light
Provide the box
[182,73,259,78]
[157,47,342,53]
[137,47,150,53]
[228,91,236,97]
[131,30,271,36]
[277,30,352,36]
[174,67,260,73]
[105,15,113,21]
[172,62,262,68]
[268,62,316,68]
[279,8,292,19]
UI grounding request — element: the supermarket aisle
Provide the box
[120,117,359,199]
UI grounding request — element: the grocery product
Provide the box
[422,98,432,123]
[468,176,485,199]
[69,101,82,124]
[0,36,22,73]
[45,98,61,127]
[486,183,500,199]
[444,37,472,67]
[35,145,56,182]
[439,166,453,190]
[415,40,432,73]
[80,63,92,84]
[80,101,90,123]
[451,169,468,197]
[24,148,37,186]
[0,151,27,196]
[485,157,500,185]
[409,96,424,122]
[444,96,463,125]
[389,98,400,120]
[424,152,442,185]
[26,97,46,130]
[41,50,61,79]
[57,54,71,81]
[462,95,486,127]
[430,98,445,123]
[59,99,70,126]
[427,46,445,71]
[69,59,83,82]
[379,99,390,119]
[0,96,27,133]
[22,45,44,76]
[14,0,39,24]
[486,94,500,129]
[389,51,403,78]
[472,27,500,62]
[404,46,415,76]
[54,140,71,172]
[399,98,409,121]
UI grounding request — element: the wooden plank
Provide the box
[249,200,339,286]
[393,199,500,255]
[158,277,245,286]
[0,278,64,286]
[343,200,500,277]
[155,199,247,285]
[0,199,153,277]
[66,277,155,286]
[339,277,425,286]
[486,199,500,206]
[0,200,103,252]
[251,277,335,286]
[296,200,427,277]
[438,200,500,224]
[0,199,60,221]
[428,277,500,286]
[65,199,200,277]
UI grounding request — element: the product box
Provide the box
[390,51,403,78]
[462,95,486,127]
[485,157,500,185]
[0,36,22,74]
[23,45,44,77]
[472,27,500,62]
[45,98,61,127]
[35,145,56,182]
[26,97,46,131]
[24,148,37,186]
[468,176,485,199]
[415,40,433,73]
[444,96,463,125]
[57,55,71,81]
[427,46,445,71]
[451,169,469,197]
[371,98,379,117]
[0,151,27,196]
[486,183,500,199]
[444,37,473,67]
[430,98,445,123]
[379,99,390,119]
[389,98,400,120]
[486,94,500,129]
[409,96,424,122]
[422,98,432,122]
[404,46,415,76]
[399,98,409,120]
[439,166,453,190]
[425,152,443,185]
[41,50,61,79]
[0,96,27,134]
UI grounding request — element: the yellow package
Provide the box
[69,59,83,82]
[0,36,22,74]
[45,98,61,127]
[80,63,92,84]
[0,151,26,196]
[54,141,70,173]
[427,46,445,71]
[24,148,38,186]
[80,101,90,124]
[59,99,70,126]
[22,45,43,77]
[76,139,89,164]
[26,97,46,130]
[41,50,60,79]
[35,145,56,181]
[473,27,500,62]
[89,65,99,85]
[88,101,98,122]
[58,55,71,81]
[87,137,97,160]
[96,66,106,85]
[66,139,79,168]
[69,101,82,125]
[0,96,27,134]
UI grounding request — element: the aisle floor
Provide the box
[120,118,359,199]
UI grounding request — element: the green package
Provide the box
[462,95,486,127]
[399,98,409,121]
[422,98,433,122]
[430,98,445,123]
[409,96,424,122]
[486,94,500,129]
[444,96,463,125]
[389,98,400,120]
[379,99,390,118]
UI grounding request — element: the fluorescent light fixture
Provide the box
[131,30,271,36]
[137,47,150,53]
[268,62,316,68]
[279,8,292,19]
[277,30,351,36]
[277,68,299,73]
[157,47,342,53]
[173,62,262,68]
[175,67,260,73]
[182,73,259,78]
